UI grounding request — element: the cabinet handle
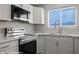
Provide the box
[56,40,59,46]
[58,42,59,46]
[56,42,58,46]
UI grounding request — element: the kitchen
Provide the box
[0,4,79,54]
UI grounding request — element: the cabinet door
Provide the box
[5,40,19,54]
[74,37,79,54]
[58,37,73,54]
[6,46,18,54]
[37,35,45,54]
[33,7,44,24]
[0,4,11,21]
[45,36,57,54]
[0,40,18,54]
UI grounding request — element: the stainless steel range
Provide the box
[4,27,37,54]
[19,34,37,54]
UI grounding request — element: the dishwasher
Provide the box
[19,35,37,54]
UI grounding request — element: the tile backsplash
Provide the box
[0,21,34,37]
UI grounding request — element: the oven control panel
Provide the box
[4,27,25,37]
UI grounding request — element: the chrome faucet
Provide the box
[55,20,62,34]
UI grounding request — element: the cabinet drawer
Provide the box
[6,46,19,54]
[0,40,18,51]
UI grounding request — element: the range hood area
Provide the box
[11,5,30,22]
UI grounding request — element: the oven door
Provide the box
[19,40,37,54]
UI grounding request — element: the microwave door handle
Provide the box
[27,11,30,19]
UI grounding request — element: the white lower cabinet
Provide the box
[37,35,45,54]
[45,36,73,54]
[74,37,79,54]
[45,36,57,54]
[58,37,73,54]
[0,40,18,54]
[6,46,18,54]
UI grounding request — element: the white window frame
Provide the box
[48,6,77,28]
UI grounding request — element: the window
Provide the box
[49,9,60,26]
[48,7,77,28]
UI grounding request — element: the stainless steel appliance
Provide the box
[19,35,37,54]
[11,5,30,21]
[4,27,37,54]
[3,27,25,54]
[4,27,25,37]
[19,40,37,54]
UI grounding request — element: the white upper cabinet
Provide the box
[33,7,44,24]
[0,4,11,21]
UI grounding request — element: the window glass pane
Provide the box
[49,10,60,27]
[62,8,75,25]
